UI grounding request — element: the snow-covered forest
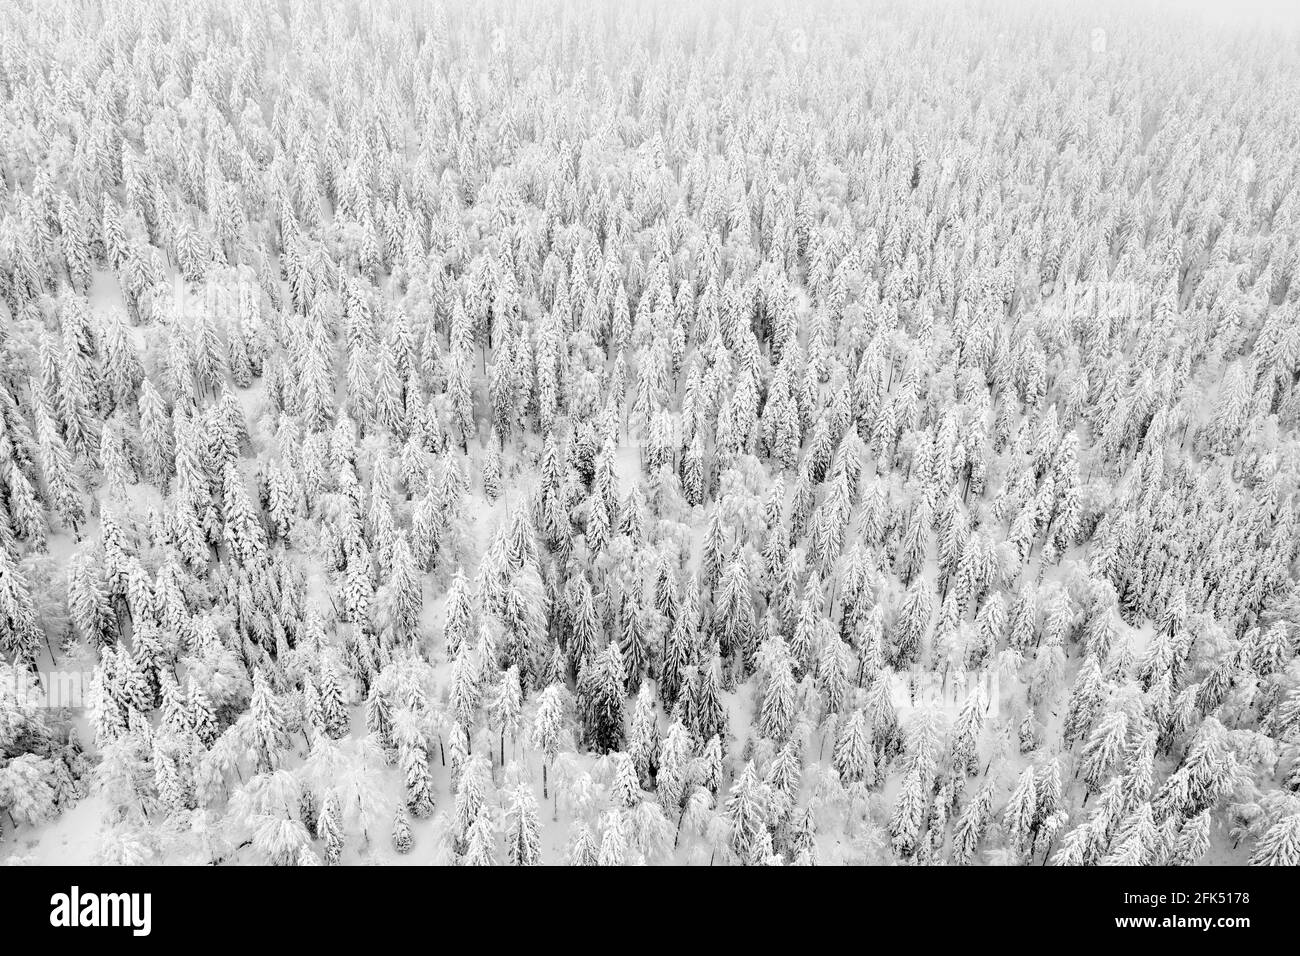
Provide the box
[0,0,1299,867]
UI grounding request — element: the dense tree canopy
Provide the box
[0,0,1298,866]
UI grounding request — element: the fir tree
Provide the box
[833,709,873,785]
[725,762,770,865]
[505,783,542,865]
[392,804,414,854]
[531,683,568,799]
[248,668,286,772]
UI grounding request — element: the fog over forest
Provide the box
[0,0,1298,868]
